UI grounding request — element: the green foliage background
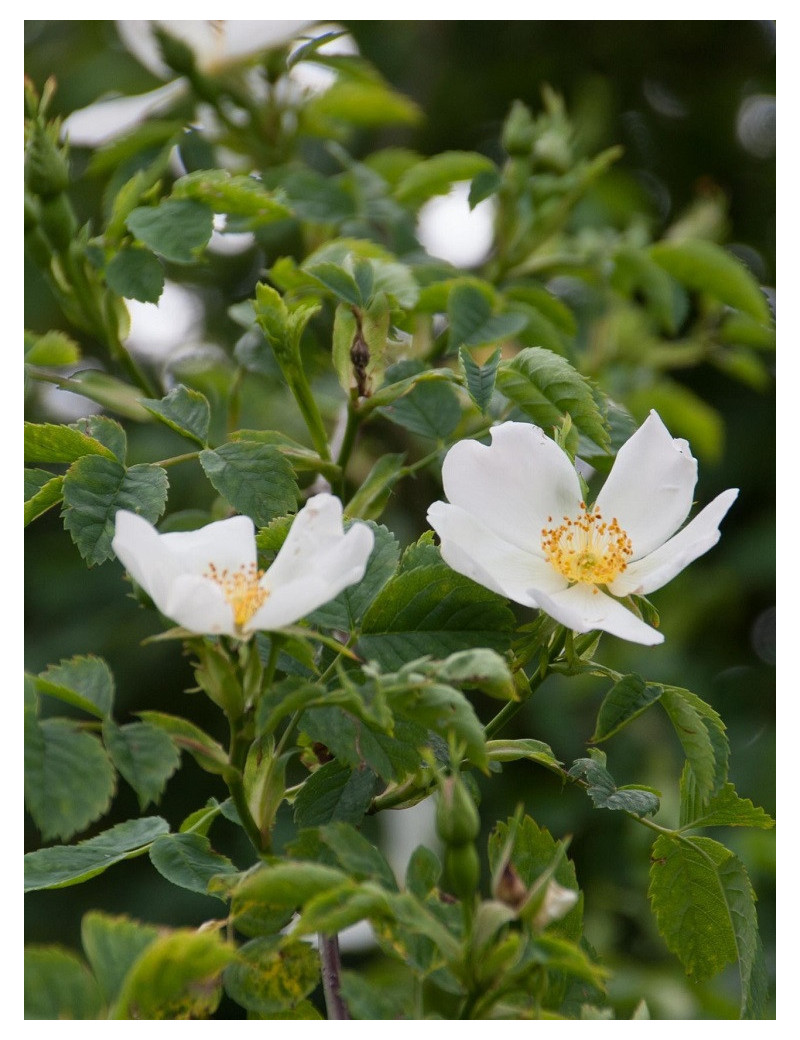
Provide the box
[24,20,774,1019]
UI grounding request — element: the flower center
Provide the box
[541,503,632,587]
[205,561,268,628]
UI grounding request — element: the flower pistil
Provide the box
[541,503,632,589]
[205,561,268,629]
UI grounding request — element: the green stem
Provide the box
[153,451,200,468]
[335,401,360,490]
[288,369,332,462]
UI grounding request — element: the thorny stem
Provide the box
[319,934,350,1020]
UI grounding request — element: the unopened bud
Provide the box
[502,99,535,157]
[443,843,480,901]
[25,123,70,198]
[436,776,480,847]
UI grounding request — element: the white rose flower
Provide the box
[112,493,373,638]
[427,411,738,645]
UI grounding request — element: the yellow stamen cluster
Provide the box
[541,502,632,589]
[205,561,268,628]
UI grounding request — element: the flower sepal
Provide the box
[191,639,246,721]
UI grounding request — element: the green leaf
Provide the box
[340,969,410,1020]
[81,912,160,1008]
[680,782,775,831]
[24,421,116,463]
[105,246,165,303]
[395,150,497,206]
[650,239,771,323]
[317,821,398,890]
[448,283,528,351]
[62,456,169,566]
[390,681,488,769]
[113,928,234,1019]
[486,738,562,773]
[378,376,462,439]
[660,685,728,803]
[293,761,380,827]
[224,937,320,1015]
[292,881,391,936]
[126,198,214,264]
[309,522,400,630]
[24,946,104,1020]
[591,675,663,743]
[459,346,501,412]
[24,470,64,525]
[405,845,442,899]
[25,328,81,366]
[24,817,169,892]
[172,169,291,224]
[568,750,659,816]
[50,370,152,421]
[305,79,421,128]
[648,835,767,1016]
[199,441,298,526]
[71,415,128,462]
[227,860,349,914]
[496,346,609,449]
[103,720,181,809]
[611,245,683,334]
[137,711,230,776]
[25,716,116,841]
[344,455,407,521]
[429,647,516,701]
[357,563,515,671]
[149,833,237,897]
[304,260,363,306]
[627,379,724,464]
[301,706,424,782]
[141,384,211,446]
[35,654,115,718]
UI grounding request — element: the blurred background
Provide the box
[24,20,775,1019]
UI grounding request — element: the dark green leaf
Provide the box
[149,833,237,897]
[660,685,729,803]
[405,845,442,899]
[680,782,775,831]
[459,346,501,412]
[70,415,128,463]
[648,834,766,1016]
[303,260,363,306]
[344,457,407,521]
[103,720,181,809]
[568,750,659,816]
[496,346,609,449]
[24,946,104,1020]
[24,470,64,525]
[140,384,211,446]
[340,969,410,1020]
[650,239,771,323]
[317,822,398,890]
[35,654,115,718]
[199,441,298,526]
[357,563,515,671]
[137,711,230,776]
[24,817,169,892]
[25,716,116,841]
[105,246,164,303]
[377,378,461,439]
[126,199,214,264]
[300,707,423,783]
[448,283,528,351]
[591,675,663,743]
[293,761,380,827]
[62,456,169,566]
[81,912,160,1008]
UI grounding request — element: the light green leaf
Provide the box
[292,881,390,936]
[49,370,152,421]
[199,441,298,527]
[24,421,115,464]
[103,720,181,809]
[459,346,501,412]
[345,457,407,521]
[648,834,767,1016]
[358,563,515,671]
[24,469,64,525]
[305,79,421,128]
[25,716,116,841]
[224,937,319,1015]
[149,833,237,897]
[486,738,561,773]
[25,328,81,366]
[126,198,214,264]
[81,912,160,1008]
[62,456,169,566]
[650,239,771,323]
[612,245,683,333]
[70,415,128,463]
[24,946,104,1020]
[340,969,410,1020]
[430,647,516,701]
[172,169,291,223]
[496,346,609,449]
[627,379,724,463]
[35,654,114,718]
[395,150,497,207]
[140,384,211,446]
[113,928,234,1019]
[591,675,663,743]
[105,246,164,303]
[24,817,169,892]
